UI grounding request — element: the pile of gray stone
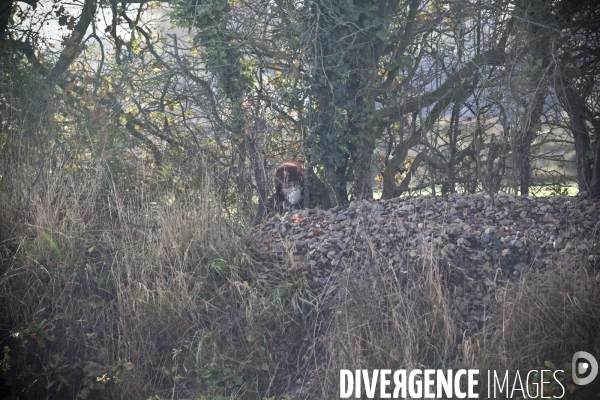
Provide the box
[253,192,599,329]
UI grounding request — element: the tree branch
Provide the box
[47,0,96,83]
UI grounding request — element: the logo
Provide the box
[572,351,598,386]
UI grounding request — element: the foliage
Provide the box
[0,0,599,397]
[0,312,133,399]
[3,0,598,218]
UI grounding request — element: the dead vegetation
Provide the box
[1,163,599,399]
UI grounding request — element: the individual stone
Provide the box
[513,262,527,273]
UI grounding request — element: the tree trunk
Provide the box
[589,141,600,198]
[590,119,600,198]
[351,134,374,200]
[517,85,545,195]
[571,112,593,193]
[323,164,341,207]
[558,87,593,193]
[382,134,420,198]
[382,85,461,198]
[593,138,600,198]
[348,82,375,201]
[243,126,268,225]
[518,22,548,195]
[0,0,13,41]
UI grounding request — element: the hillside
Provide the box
[252,192,600,396]
[2,187,599,399]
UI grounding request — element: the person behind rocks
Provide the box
[268,161,305,213]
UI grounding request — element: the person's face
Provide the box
[281,181,301,195]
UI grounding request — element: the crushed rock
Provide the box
[253,192,600,331]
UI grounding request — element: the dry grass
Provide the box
[300,242,600,398]
[1,158,599,399]
[464,265,600,397]
[0,160,316,399]
[309,243,460,395]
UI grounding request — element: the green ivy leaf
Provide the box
[41,232,66,261]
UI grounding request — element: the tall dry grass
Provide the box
[297,241,600,399]
[1,154,599,399]
[464,264,600,398]
[308,242,460,397]
[0,157,317,399]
